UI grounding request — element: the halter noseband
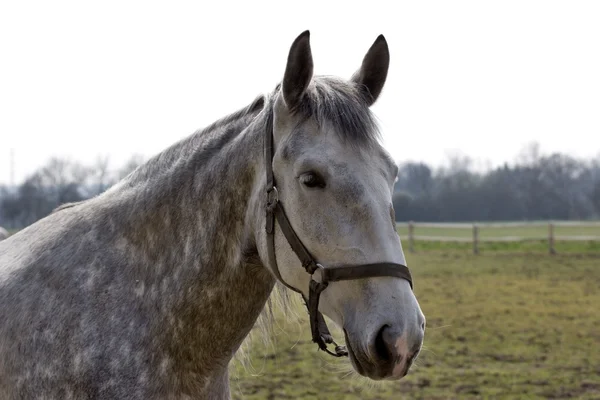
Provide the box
[264,117,414,357]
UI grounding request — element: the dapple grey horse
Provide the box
[0,31,425,399]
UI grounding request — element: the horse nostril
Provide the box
[419,315,426,331]
[374,324,392,363]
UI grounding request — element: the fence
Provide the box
[396,221,600,254]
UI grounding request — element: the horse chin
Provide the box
[344,333,365,376]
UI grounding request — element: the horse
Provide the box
[0,31,425,399]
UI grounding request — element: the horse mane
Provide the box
[53,76,375,218]
[52,200,87,214]
[198,94,266,136]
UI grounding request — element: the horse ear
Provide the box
[282,30,313,111]
[351,34,390,106]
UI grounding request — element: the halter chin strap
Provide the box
[264,119,413,357]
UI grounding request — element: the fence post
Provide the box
[473,224,479,255]
[548,222,555,255]
[408,221,415,253]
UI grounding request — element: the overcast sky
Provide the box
[1,0,599,184]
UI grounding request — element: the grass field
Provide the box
[230,247,600,399]
[396,222,600,241]
[403,239,600,255]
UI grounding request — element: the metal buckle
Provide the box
[311,263,326,283]
[266,186,279,207]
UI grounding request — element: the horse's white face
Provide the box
[267,32,425,380]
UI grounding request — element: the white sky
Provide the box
[1,0,599,184]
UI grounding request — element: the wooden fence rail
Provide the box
[396,221,600,254]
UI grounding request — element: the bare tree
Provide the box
[90,155,113,195]
[118,154,145,180]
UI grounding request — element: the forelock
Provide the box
[273,77,381,147]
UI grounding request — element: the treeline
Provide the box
[1,145,599,229]
[393,147,600,222]
[0,155,144,229]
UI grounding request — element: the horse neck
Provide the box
[103,105,275,386]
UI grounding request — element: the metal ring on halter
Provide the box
[266,186,279,208]
[311,263,326,283]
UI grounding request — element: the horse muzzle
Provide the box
[345,317,425,380]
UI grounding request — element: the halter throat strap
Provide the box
[264,116,413,357]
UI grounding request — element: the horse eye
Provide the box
[300,172,326,189]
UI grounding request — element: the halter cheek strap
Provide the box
[264,119,413,357]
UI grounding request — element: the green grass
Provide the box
[230,251,600,399]
[406,239,600,254]
[396,223,600,241]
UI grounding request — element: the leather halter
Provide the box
[264,116,414,357]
